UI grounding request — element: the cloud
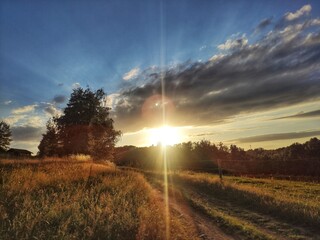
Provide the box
[218,35,248,50]
[58,83,64,87]
[12,104,37,114]
[234,130,320,143]
[111,5,320,132]
[123,67,140,81]
[273,109,320,120]
[72,82,81,89]
[4,100,12,105]
[199,45,207,51]
[254,18,273,33]
[43,104,61,116]
[11,126,43,141]
[53,95,66,104]
[3,115,26,125]
[284,4,311,21]
[209,54,225,62]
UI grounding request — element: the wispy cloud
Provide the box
[254,17,273,33]
[4,100,12,105]
[3,115,26,125]
[12,104,37,114]
[72,82,81,89]
[284,4,311,21]
[123,67,140,81]
[43,104,61,116]
[273,109,320,120]
[233,130,320,143]
[199,45,207,51]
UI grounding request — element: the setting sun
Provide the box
[148,126,181,146]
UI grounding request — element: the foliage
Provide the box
[115,138,320,176]
[0,121,12,152]
[38,118,60,157]
[38,87,121,160]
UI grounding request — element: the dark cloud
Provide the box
[233,130,320,143]
[12,126,43,141]
[254,17,273,33]
[111,6,320,132]
[273,109,320,120]
[53,95,66,103]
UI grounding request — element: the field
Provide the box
[1,160,320,240]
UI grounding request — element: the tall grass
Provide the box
[1,160,203,239]
[0,161,167,239]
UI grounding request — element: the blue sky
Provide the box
[1,0,320,153]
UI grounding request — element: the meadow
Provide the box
[143,170,320,240]
[1,159,320,240]
[0,159,199,240]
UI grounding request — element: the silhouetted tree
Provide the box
[88,105,121,160]
[38,118,60,157]
[56,87,121,159]
[0,121,12,152]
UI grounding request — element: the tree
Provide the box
[0,121,12,152]
[56,87,121,159]
[88,100,121,160]
[38,118,60,157]
[230,144,246,160]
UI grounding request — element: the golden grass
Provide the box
[0,160,203,240]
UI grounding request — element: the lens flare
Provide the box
[148,126,181,146]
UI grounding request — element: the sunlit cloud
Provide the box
[3,114,26,125]
[218,34,248,50]
[72,82,81,89]
[43,104,61,116]
[284,4,311,21]
[123,67,140,81]
[12,104,37,114]
[209,54,225,62]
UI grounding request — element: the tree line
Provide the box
[115,138,320,176]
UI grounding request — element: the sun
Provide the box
[148,126,181,146]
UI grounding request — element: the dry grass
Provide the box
[0,160,193,240]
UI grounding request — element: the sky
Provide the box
[0,0,320,153]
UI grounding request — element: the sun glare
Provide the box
[149,126,181,146]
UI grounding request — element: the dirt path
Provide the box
[143,172,320,240]
[150,183,235,240]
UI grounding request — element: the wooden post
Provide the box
[218,158,223,181]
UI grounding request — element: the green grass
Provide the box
[173,172,320,228]
[143,170,320,239]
